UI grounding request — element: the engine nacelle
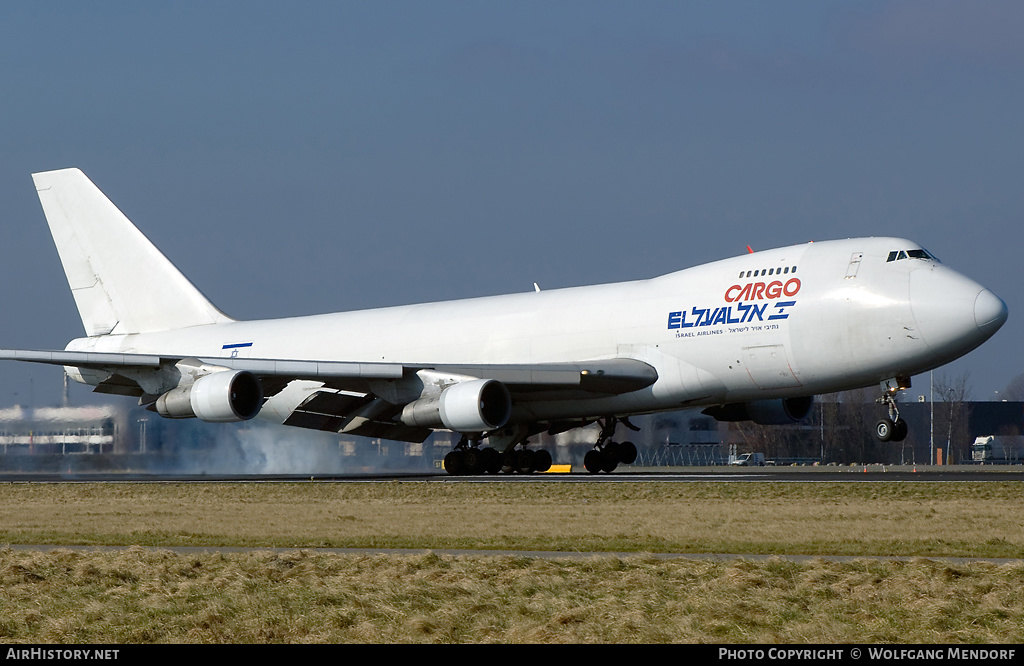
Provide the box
[154,370,263,422]
[400,378,512,432]
[703,396,814,425]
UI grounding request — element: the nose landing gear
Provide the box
[874,377,910,442]
[874,416,908,442]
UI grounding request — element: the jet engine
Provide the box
[154,369,264,422]
[400,378,512,432]
[703,396,814,425]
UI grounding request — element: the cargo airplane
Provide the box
[0,168,1008,474]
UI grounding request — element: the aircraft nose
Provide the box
[975,288,1008,335]
[909,267,1007,362]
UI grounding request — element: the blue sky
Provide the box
[0,1,1021,406]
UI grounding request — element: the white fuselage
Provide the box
[65,237,1006,426]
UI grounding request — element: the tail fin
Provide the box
[32,168,233,336]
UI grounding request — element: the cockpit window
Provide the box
[887,248,937,262]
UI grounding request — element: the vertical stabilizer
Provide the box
[32,168,233,336]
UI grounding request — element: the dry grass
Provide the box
[0,481,1021,557]
[0,548,1022,643]
[0,480,1022,643]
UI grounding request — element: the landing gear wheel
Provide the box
[583,417,642,474]
[462,447,480,474]
[516,449,535,474]
[618,441,637,465]
[444,450,464,475]
[891,419,908,442]
[875,418,895,442]
[480,447,502,474]
[597,441,619,472]
[875,417,908,443]
[533,449,552,473]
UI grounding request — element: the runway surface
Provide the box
[1,466,1023,483]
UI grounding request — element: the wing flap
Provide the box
[282,389,431,443]
[421,358,658,394]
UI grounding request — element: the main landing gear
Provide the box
[443,435,553,475]
[583,417,639,474]
[874,377,909,443]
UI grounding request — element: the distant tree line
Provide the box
[733,372,979,465]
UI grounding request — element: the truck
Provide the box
[970,435,1024,464]
[729,452,766,466]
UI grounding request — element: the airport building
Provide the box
[0,399,1020,472]
[0,405,123,456]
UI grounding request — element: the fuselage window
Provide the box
[742,266,798,277]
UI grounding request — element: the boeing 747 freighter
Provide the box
[0,169,1007,474]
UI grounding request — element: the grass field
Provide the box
[0,480,1022,643]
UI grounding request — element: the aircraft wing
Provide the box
[0,349,658,442]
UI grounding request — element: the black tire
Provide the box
[891,419,908,442]
[480,447,502,474]
[600,449,619,473]
[533,448,553,473]
[619,441,638,465]
[463,448,480,474]
[444,450,463,475]
[516,449,535,474]
[584,450,602,474]
[875,418,894,442]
